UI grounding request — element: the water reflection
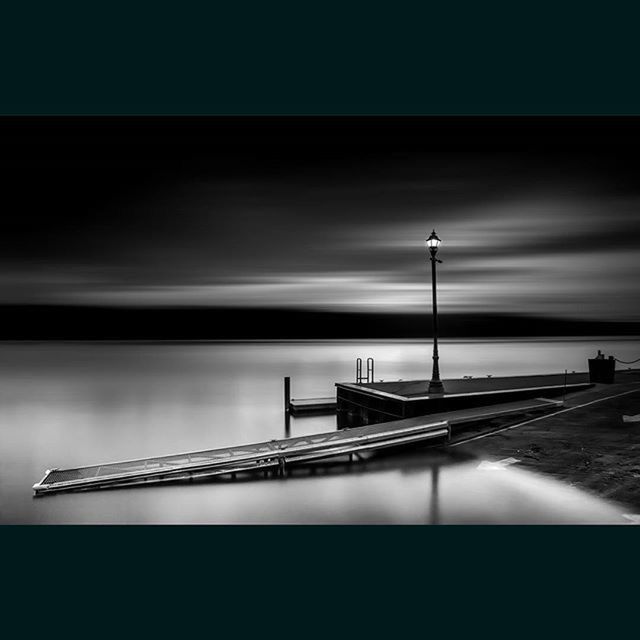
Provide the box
[284,409,291,439]
[430,466,440,525]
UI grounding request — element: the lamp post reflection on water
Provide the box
[426,229,445,394]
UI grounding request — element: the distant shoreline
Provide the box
[1,306,639,341]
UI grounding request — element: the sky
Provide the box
[1,117,639,321]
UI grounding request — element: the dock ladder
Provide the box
[356,357,375,384]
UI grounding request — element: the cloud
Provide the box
[1,132,639,321]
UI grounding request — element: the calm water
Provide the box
[1,338,638,524]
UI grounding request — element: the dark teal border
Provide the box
[4,525,639,633]
[2,4,640,114]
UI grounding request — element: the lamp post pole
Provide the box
[427,230,445,394]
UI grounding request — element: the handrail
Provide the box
[356,357,375,383]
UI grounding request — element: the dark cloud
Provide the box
[1,117,639,320]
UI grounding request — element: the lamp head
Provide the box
[426,229,441,254]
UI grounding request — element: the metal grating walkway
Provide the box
[34,418,451,495]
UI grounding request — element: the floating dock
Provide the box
[283,376,336,415]
[288,396,336,415]
[33,416,450,495]
[336,372,591,427]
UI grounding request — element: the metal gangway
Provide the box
[33,416,450,496]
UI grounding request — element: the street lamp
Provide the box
[426,229,445,394]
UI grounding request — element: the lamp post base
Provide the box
[428,379,445,394]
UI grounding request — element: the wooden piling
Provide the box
[284,376,291,414]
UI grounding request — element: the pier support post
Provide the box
[284,376,291,413]
[284,376,292,438]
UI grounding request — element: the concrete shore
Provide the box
[455,370,640,511]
